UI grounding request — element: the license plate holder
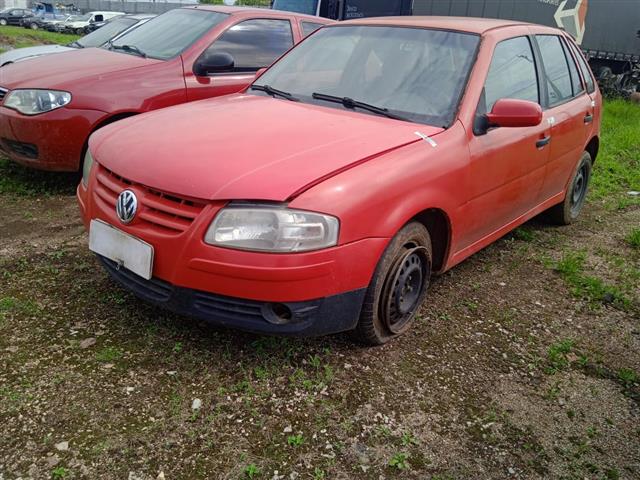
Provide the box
[89,219,154,280]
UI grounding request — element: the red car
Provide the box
[78,17,601,344]
[0,6,332,171]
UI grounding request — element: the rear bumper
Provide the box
[0,106,104,171]
[99,255,367,337]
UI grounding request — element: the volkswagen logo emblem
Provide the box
[116,190,138,224]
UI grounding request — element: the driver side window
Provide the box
[479,36,539,115]
[204,19,294,72]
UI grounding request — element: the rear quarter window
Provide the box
[567,40,596,94]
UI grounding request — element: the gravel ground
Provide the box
[0,168,638,479]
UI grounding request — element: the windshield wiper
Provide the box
[250,84,299,102]
[68,41,84,49]
[312,92,409,121]
[108,42,147,58]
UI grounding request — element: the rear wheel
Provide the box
[0,19,8,26]
[548,151,592,225]
[353,222,432,345]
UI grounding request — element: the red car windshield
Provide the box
[255,25,479,127]
[108,9,228,60]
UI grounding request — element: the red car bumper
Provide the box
[0,106,104,171]
[78,164,388,336]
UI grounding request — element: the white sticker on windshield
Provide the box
[414,131,437,147]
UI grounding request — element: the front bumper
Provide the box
[0,106,105,171]
[99,255,367,336]
[78,164,389,335]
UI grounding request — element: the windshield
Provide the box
[109,9,228,60]
[77,16,138,47]
[255,25,479,127]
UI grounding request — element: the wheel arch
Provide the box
[80,111,140,169]
[585,135,599,164]
[409,207,452,274]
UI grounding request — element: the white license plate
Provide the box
[89,219,154,280]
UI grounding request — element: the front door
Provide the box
[464,35,550,249]
[185,18,296,102]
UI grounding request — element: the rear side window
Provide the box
[301,21,324,37]
[480,36,539,114]
[536,35,573,105]
[568,41,596,93]
[560,37,583,95]
[206,19,294,71]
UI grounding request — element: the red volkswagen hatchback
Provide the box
[78,17,601,344]
[0,6,332,171]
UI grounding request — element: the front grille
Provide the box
[2,138,38,159]
[95,165,206,234]
[0,88,7,101]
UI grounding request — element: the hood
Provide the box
[0,48,162,90]
[91,95,444,202]
[0,45,73,66]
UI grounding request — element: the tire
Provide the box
[0,19,7,26]
[30,22,38,30]
[353,222,432,345]
[76,28,84,35]
[547,151,592,225]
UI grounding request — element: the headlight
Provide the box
[4,89,71,115]
[205,206,339,253]
[81,150,94,186]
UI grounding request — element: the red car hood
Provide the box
[0,48,162,90]
[91,94,444,202]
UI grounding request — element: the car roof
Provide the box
[340,16,532,34]
[184,5,334,23]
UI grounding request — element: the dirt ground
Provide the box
[0,162,638,480]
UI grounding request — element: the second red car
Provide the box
[0,6,332,171]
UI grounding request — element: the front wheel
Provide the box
[547,151,592,225]
[353,222,432,345]
[29,22,38,30]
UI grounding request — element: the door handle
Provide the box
[584,113,593,124]
[536,136,551,148]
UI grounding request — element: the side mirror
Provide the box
[255,67,268,79]
[486,98,542,128]
[193,52,235,76]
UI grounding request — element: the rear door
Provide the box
[534,34,593,201]
[465,35,551,246]
[185,17,296,102]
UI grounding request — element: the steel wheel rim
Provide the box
[381,246,430,334]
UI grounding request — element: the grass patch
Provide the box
[546,339,575,374]
[554,251,630,310]
[0,25,79,49]
[591,99,640,208]
[627,228,640,250]
[0,156,79,196]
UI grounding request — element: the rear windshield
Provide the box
[78,16,138,47]
[108,9,228,60]
[255,25,479,127]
